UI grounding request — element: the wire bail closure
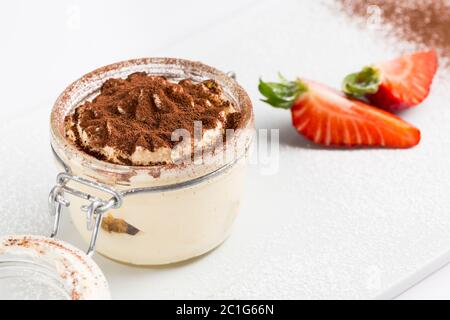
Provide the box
[48,172,123,257]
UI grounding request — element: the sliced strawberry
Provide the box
[343,50,438,111]
[259,76,420,148]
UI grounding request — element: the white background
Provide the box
[1,0,450,299]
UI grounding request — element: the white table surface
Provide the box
[1,0,450,299]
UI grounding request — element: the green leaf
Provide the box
[277,72,289,84]
[342,66,381,98]
[258,75,308,110]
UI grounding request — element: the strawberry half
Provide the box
[342,50,438,111]
[259,75,420,148]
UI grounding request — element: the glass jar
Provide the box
[0,235,110,300]
[49,58,254,265]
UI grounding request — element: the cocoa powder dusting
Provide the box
[337,0,450,65]
[65,72,243,165]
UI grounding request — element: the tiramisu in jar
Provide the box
[50,58,254,265]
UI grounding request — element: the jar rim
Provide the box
[0,235,110,300]
[50,57,254,186]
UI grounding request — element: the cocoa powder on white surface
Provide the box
[337,0,450,66]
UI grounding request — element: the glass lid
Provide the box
[0,235,110,300]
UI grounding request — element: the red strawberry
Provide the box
[342,50,438,111]
[259,75,420,148]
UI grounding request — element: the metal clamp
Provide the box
[48,172,123,257]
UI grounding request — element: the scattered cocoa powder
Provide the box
[65,72,243,165]
[337,0,450,65]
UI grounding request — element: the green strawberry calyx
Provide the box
[258,73,308,110]
[342,66,382,99]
